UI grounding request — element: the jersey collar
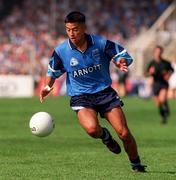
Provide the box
[68,34,94,50]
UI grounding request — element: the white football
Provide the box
[29,112,55,137]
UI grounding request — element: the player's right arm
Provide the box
[40,50,66,103]
[146,61,155,76]
[40,76,55,103]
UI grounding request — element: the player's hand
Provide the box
[40,86,53,103]
[113,58,128,72]
[148,66,155,75]
[162,71,172,81]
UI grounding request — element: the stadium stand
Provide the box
[127,0,175,78]
[0,0,175,96]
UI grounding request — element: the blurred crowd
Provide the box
[0,0,173,81]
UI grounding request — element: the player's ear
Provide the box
[81,23,86,31]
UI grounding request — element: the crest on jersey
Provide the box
[92,49,100,60]
[70,58,78,66]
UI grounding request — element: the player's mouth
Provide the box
[70,37,76,41]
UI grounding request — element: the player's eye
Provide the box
[73,29,78,32]
[66,28,78,33]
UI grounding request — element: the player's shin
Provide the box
[100,127,111,142]
[163,101,170,116]
[100,127,121,154]
[159,102,170,123]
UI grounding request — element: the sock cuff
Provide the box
[100,128,111,141]
[130,156,141,166]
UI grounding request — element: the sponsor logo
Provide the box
[31,127,36,132]
[73,64,102,78]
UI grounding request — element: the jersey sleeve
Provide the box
[104,40,133,66]
[167,61,174,72]
[47,50,66,78]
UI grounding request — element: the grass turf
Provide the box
[0,96,176,180]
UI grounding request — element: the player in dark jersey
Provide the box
[147,46,174,124]
[40,11,146,172]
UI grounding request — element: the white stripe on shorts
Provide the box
[71,106,85,111]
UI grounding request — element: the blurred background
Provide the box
[0,0,175,98]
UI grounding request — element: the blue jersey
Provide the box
[47,34,133,96]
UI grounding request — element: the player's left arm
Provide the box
[163,61,174,81]
[104,40,133,72]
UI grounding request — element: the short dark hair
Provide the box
[155,45,164,53]
[65,11,86,23]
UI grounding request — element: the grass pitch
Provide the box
[0,96,176,180]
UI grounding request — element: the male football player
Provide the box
[40,11,146,172]
[147,46,174,124]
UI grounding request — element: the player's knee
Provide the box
[86,125,100,138]
[118,129,130,141]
